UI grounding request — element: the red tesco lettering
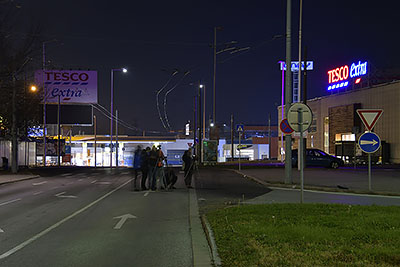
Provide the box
[327,65,349,84]
[45,72,89,82]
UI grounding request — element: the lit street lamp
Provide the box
[110,68,127,168]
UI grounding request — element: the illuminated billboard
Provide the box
[35,70,98,104]
[327,61,367,91]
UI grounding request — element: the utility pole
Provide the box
[231,115,234,161]
[116,109,119,168]
[57,94,61,168]
[198,83,202,163]
[193,96,197,154]
[212,27,217,124]
[42,42,47,167]
[302,46,308,168]
[94,115,97,168]
[11,73,18,173]
[284,0,293,184]
[268,113,271,160]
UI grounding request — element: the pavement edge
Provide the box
[0,175,40,185]
[189,178,214,266]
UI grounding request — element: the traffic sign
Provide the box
[236,124,244,132]
[280,119,294,134]
[356,109,383,131]
[287,103,313,132]
[237,144,252,150]
[358,132,381,153]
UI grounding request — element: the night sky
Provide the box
[17,0,400,134]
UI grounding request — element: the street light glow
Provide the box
[210,123,215,127]
[122,68,128,73]
[199,84,204,88]
[30,85,37,92]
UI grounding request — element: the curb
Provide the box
[189,178,213,266]
[0,175,40,186]
[229,169,400,197]
[200,214,222,267]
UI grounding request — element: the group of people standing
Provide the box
[132,145,195,191]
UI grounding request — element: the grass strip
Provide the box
[207,203,400,266]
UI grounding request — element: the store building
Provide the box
[278,62,400,163]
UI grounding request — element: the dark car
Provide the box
[291,148,344,169]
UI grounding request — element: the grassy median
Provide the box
[207,204,400,266]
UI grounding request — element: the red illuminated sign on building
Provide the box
[327,65,349,84]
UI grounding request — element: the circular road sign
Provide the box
[287,103,313,132]
[358,132,381,153]
[280,119,294,134]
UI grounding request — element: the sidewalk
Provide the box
[0,173,40,185]
[232,167,400,195]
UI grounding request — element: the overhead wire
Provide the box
[156,70,178,131]
[163,70,191,130]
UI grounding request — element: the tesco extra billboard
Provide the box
[35,70,98,104]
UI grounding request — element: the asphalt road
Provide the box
[0,168,193,267]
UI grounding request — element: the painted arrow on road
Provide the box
[0,228,4,233]
[55,192,77,198]
[113,214,137,229]
[360,139,378,146]
[33,181,47,186]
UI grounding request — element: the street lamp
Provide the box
[30,85,37,92]
[110,67,127,168]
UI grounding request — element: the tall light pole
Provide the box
[284,0,293,184]
[212,27,217,124]
[42,39,57,167]
[110,68,127,168]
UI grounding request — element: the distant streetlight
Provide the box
[30,85,37,92]
[110,67,127,168]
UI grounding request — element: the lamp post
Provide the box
[110,68,127,168]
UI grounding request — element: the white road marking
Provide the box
[0,228,4,233]
[61,173,72,177]
[91,180,98,184]
[113,214,137,229]
[144,191,150,197]
[33,191,43,196]
[0,198,21,207]
[0,178,132,260]
[96,182,111,185]
[122,172,129,175]
[50,186,59,190]
[55,192,77,199]
[78,179,84,182]
[66,182,74,185]
[32,181,47,186]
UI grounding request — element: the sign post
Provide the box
[357,109,383,192]
[236,124,244,171]
[288,103,313,203]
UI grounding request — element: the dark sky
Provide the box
[17,0,400,134]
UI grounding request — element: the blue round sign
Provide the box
[358,132,381,153]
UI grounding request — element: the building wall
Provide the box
[278,81,400,163]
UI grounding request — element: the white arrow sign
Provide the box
[113,214,137,229]
[0,228,4,233]
[55,192,77,198]
[360,139,378,146]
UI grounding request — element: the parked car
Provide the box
[291,148,344,169]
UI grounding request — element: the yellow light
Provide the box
[30,85,37,92]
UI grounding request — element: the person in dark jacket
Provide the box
[148,146,158,190]
[140,147,150,190]
[182,148,194,188]
[132,145,142,191]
